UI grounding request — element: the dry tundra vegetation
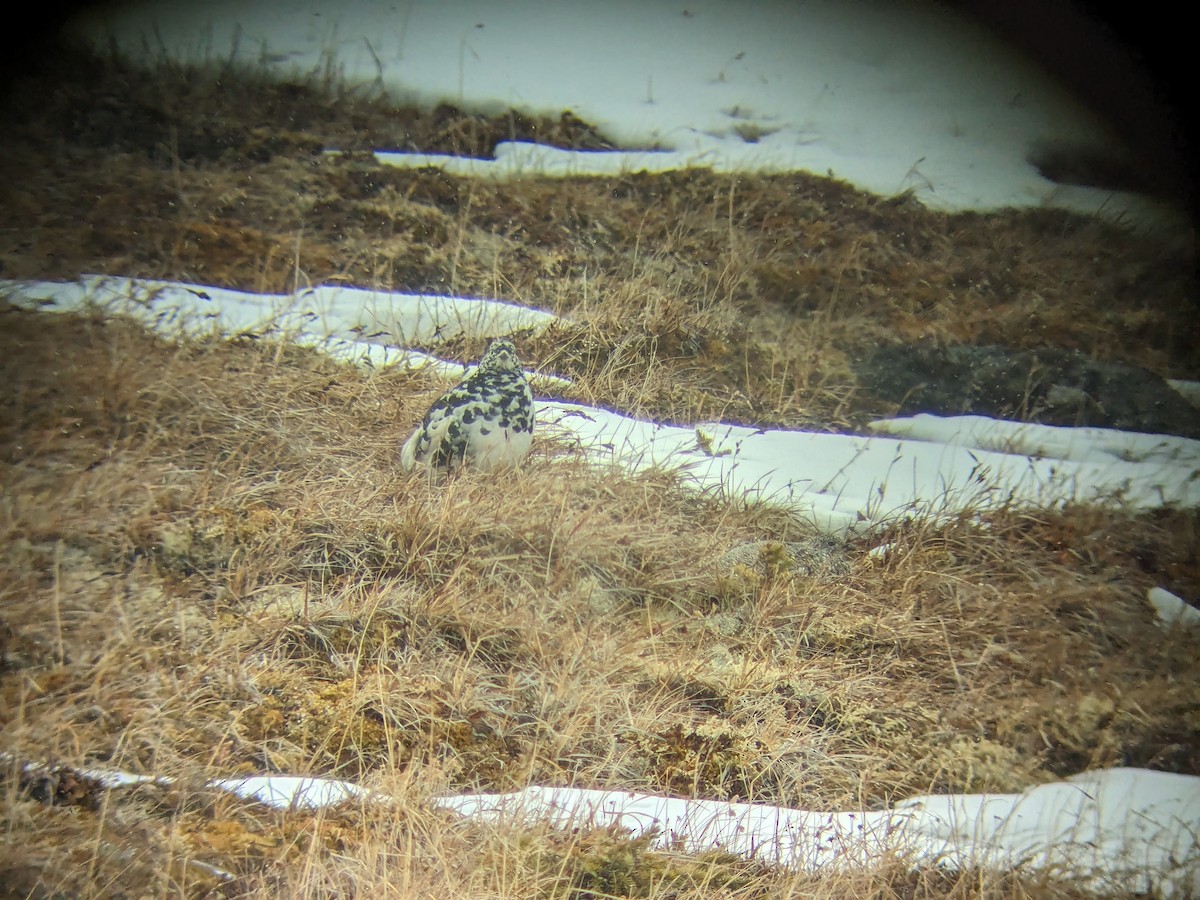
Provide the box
[1,39,1198,898]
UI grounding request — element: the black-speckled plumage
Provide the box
[399,339,534,473]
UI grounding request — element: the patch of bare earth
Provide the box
[1,43,1197,898]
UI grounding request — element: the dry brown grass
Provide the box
[1,43,1196,432]
[1,41,1198,899]
[1,304,1197,897]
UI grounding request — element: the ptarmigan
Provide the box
[399,338,534,474]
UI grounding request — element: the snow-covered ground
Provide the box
[11,756,1199,896]
[69,0,1182,228]
[11,0,1198,890]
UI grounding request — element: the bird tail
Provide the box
[398,430,421,472]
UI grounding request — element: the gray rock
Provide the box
[716,538,851,581]
[854,343,1200,438]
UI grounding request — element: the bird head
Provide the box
[477,338,523,374]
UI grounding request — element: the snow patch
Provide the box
[1147,587,1200,630]
[1,275,558,364]
[9,754,1197,895]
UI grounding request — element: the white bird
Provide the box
[399,338,534,474]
